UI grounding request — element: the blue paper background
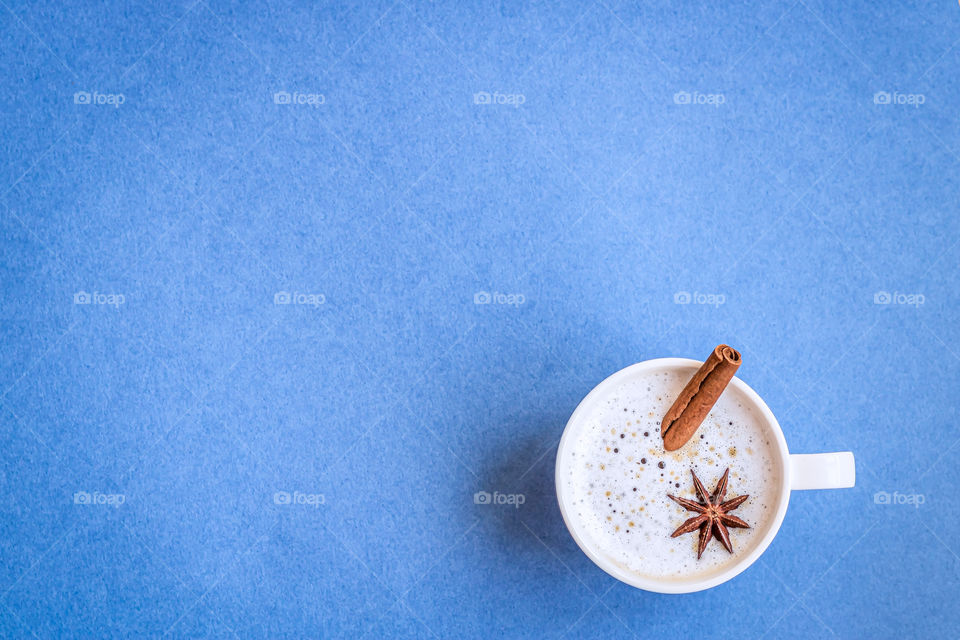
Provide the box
[2,1,959,637]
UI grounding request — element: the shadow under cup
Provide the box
[555,358,796,594]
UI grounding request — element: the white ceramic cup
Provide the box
[555,358,855,594]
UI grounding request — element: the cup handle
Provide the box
[789,452,855,490]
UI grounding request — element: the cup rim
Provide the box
[554,357,792,594]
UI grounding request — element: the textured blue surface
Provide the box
[2,1,959,637]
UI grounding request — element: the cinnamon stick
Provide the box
[661,345,742,451]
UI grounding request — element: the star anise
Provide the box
[667,468,750,559]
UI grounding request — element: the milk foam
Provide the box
[561,367,781,580]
